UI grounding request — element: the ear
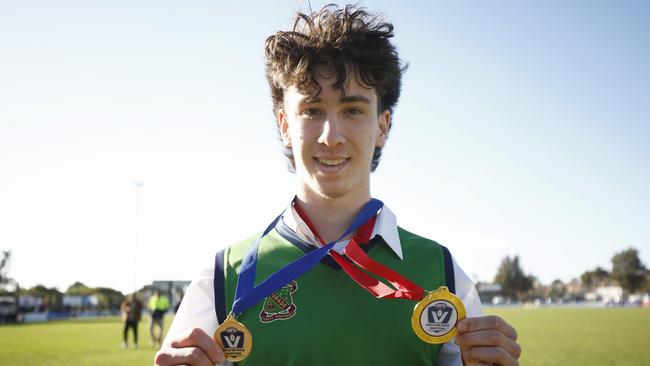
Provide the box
[376,110,391,148]
[277,108,292,147]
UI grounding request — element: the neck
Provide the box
[295,191,371,244]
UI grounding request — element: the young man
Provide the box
[155,5,520,366]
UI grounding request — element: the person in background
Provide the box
[173,288,183,313]
[148,288,170,347]
[120,293,143,350]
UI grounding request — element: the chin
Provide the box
[312,183,349,200]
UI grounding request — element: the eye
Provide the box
[344,107,364,115]
[300,108,323,118]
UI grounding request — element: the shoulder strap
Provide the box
[441,245,456,294]
[213,249,227,324]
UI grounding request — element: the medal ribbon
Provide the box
[231,198,384,316]
[294,202,425,301]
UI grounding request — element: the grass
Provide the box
[485,307,650,366]
[0,315,170,366]
[1,308,649,365]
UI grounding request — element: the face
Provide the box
[277,69,390,204]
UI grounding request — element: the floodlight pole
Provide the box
[133,181,144,294]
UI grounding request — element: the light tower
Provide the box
[132,181,144,293]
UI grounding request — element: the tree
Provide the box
[0,250,12,289]
[66,282,91,295]
[549,279,566,299]
[611,248,647,293]
[493,255,534,301]
[642,273,650,293]
[580,267,610,290]
[93,287,124,310]
[65,282,124,310]
[524,276,544,301]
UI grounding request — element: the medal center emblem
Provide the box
[419,300,458,336]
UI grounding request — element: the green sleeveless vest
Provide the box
[219,227,448,365]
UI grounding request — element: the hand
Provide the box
[455,315,521,366]
[154,328,225,366]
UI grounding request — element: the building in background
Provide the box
[62,294,99,309]
[0,296,17,323]
[585,286,624,304]
[476,282,503,305]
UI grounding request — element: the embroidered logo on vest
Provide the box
[259,280,298,323]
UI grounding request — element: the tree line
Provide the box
[7,281,124,312]
[493,247,649,301]
[0,251,124,311]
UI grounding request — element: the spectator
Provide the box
[148,289,170,347]
[120,293,143,349]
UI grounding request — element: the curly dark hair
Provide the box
[264,4,407,172]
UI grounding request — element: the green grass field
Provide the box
[485,307,650,366]
[1,308,649,365]
[0,316,169,366]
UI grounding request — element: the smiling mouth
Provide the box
[314,158,349,173]
[318,158,347,166]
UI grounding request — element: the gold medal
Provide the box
[411,286,466,344]
[213,314,253,362]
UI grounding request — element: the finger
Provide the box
[154,346,216,366]
[461,345,519,366]
[169,328,224,365]
[458,316,518,340]
[456,329,521,360]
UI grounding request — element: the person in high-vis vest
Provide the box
[155,4,521,366]
[149,289,170,347]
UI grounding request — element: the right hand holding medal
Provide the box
[154,327,226,366]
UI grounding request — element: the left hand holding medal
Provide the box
[455,315,521,366]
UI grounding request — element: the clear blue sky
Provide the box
[1,0,648,294]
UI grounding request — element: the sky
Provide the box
[1,0,648,295]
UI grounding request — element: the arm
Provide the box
[120,300,128,321]
[437,255,521,366]
[154,267,228,366]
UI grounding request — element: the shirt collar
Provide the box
[280,200,403,260]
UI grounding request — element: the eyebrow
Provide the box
[300,95,371,104]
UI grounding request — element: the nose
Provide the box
[317,114,345,147]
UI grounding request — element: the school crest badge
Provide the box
[259,280,298,323]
